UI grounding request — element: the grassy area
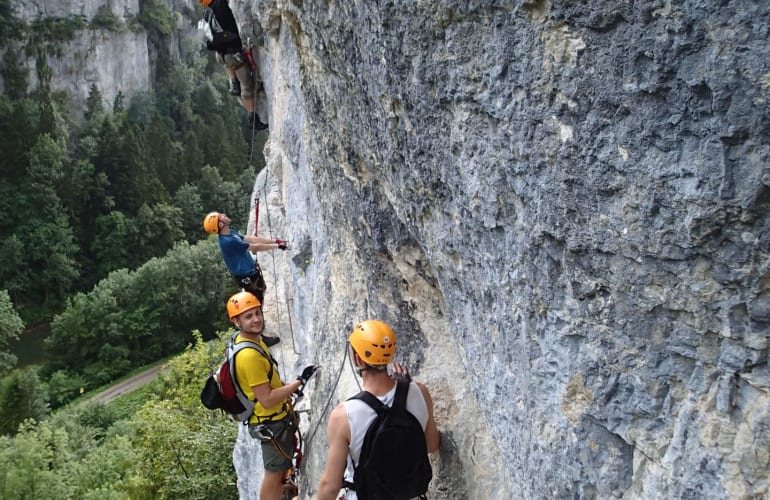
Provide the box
[106,377,163,421]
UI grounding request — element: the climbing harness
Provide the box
[245,371,317,500]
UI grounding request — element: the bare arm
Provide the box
[247,242,278,252]
[251,379,301,409]
[243,236,289,253]
[244,235,278,252]
[243,235,276,244]
[416,381,440,453]
[317,405,350,500]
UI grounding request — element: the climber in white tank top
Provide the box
[316,320,440,500]
[342,379,430,488]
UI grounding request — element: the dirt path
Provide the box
[90,364,164,404]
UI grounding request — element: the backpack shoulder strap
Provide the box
[229,334,275,394]
[203,6,215,24]
[348,390,388,415]
[393,379,409,411]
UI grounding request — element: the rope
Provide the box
[259,166,299,355]
[304,344,350,448]
[287,298,298,354]
[253,199,260,237]
[246,40,259,168]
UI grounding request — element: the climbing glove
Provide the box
[389,362,411,384]
[276,239,289,250]
[297,365,319,385]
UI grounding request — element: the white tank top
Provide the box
[341,381,429,498]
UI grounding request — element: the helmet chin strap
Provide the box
[356,363,386,377]
[350,348,367,377]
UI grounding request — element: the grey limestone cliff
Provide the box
[243,0,770,498]
[3,0,203,110]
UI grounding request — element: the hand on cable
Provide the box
[275,239,290,251]
[389,362,411,384]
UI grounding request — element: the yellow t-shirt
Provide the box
[233,334,288,423]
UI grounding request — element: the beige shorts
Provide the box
[216,51,255,97]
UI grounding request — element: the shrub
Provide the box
[90,5,124,32]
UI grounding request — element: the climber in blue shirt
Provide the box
[204,211,289,346]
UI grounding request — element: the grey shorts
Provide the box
[216,51,255,97]
[248,416,294,472]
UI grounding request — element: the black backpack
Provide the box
[201,7,239,51]
[200,333,276,422]
[349,380,432,500]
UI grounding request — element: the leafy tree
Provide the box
[44,238,229,396]
[136,0,176,38]
[0,97,40,183]
[68,432,139,499]
[125,90,155,126]
[35,86,68,139]
[197,165,252,225]
[91,211,134,277]
[16,134,80,306]
[94,114,154,215]
[0,420,73,498]
[47,369,86,408]
[155,63,196,129]
[89,5,124,31]
[173,183,204,240]
[0,290,23,373]
[112,90,125,113]
[63,158,114,286]
[144,115,187,192]
[129,331,239,499]
[1,51,28,99]
[134,202,185,266]
[0,332,242,498]
[85,83,104,121]
[0,368,49,435]
[178,127,204,181]
[0,237,24,301]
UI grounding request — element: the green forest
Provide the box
[0,0,263,496]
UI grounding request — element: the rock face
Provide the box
[236,1,770,498]
[12,0,139,21]
[29,30,150,109]
[4,0,201,110]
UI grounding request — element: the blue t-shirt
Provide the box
[218,230,256,277]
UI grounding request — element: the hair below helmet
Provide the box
[227,291,261,320]
[349,320,396,366]
[203,212,220,234]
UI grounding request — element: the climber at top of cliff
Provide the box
[198,0,268,130]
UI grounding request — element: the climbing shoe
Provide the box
[262,335,280,347]
[248,112,269,131]
[229,78,241,96]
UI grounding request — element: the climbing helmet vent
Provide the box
[349,320,397,366]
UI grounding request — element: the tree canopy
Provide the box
[0,332,240,498]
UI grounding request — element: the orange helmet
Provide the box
[349,320,396,366]
[203,212,220,234]
[198,0,213,6]
[227,291,261,320]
